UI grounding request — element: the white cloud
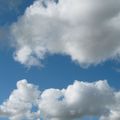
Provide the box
[0,79,41,120]
[11,0,120,67]
[0,79,120,120]
[39,80,115,120]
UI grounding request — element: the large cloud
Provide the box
[0,79,120,120]
[10,0,120,67]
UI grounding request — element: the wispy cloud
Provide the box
[0,79,120,120]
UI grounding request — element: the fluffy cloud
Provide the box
[0,80,40,120]
[0,79,120,120]
[11,0,120,67]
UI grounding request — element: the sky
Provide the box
[0,0,120,120]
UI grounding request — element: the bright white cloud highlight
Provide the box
[0,79,120,120]
[11,0,120,67]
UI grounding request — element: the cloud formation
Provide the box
[0,80,40,120]
[0,79,120,120]
[11,0,120,67]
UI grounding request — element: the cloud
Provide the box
[100,92,120,120]
[0,79,120,120]
[0,80,41,120]
[10,0,120,67]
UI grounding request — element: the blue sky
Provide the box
[0,48,120,103]
[0,0,120,120]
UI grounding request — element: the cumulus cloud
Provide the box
[0,79,120,120]
[10,0,120,67]
[0,80,41,120]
